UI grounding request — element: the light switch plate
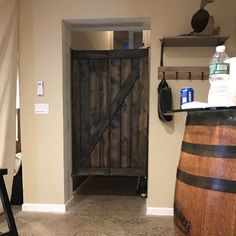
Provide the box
[35,103,49,114]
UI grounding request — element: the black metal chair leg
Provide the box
[0,169,18,236]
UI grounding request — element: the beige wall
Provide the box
[71,31,112,50]
[20,1,65,204]
[20,0,236,208]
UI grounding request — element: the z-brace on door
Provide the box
[71,49,149,177]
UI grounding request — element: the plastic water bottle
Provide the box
[208,45,231,106]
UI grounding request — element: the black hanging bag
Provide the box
[158,78,173,122]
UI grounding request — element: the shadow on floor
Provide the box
[76,176,138,196]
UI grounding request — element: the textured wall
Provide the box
[19,0,236,209]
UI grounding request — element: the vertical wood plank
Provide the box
[120,58,132,168]
[89,60,100,168]
[100,60,110,168]
[137,56,149,170]
[131,58,141,169]
[79,59,90,167]
[110,58,121,168]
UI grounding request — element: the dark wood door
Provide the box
[71,49,149,177]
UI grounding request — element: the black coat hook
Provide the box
[163,71,166,80]
[201,72,204,80]
[176,71,179,80]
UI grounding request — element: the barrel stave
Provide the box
[174,110,236,236]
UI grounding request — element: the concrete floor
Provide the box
[0,176,174,236]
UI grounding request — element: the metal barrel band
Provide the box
[181,141,236,159]
[177,168,236,194]
[186,110,236,125]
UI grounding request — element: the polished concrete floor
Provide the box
[0,176,174,236]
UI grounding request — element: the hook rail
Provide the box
[158,66,209,80]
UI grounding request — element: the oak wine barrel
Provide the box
[174,109,236,236]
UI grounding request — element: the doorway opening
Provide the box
[64,18,151,198]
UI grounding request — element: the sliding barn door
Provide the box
[71,49,149,177]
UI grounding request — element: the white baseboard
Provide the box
[146,207,173,216]
[22,196,74,213]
